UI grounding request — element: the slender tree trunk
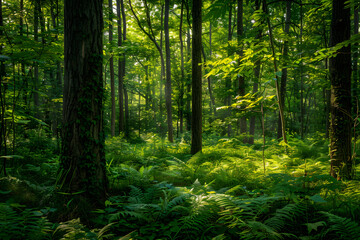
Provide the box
[237,0,246,141]
[60,0,107,211]
[124,86,130,137]
[329,0,352,179]
[225,1,233,137]
[263,0,287,145]
[353,5,359,114]
[186,28,191,131]
[34,0,40,118]
[191,0,202,154]
[109,0,116,137]
[164,0,173,142]
[277,0,291,140]
[249,0,261,145]
[179,0,184,134]
[300,0,305,139]
[117,0,125,134]
[202,45,216,116]
[0,0,6,159]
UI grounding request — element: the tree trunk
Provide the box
[237,0,246,141]
[277,0,291,140]
[164,0,173,142]
[33,0,40,118]
[179,0,184,134]
[117,0,125,134]
[109,0,116,137]
[191,0,202,154]
[225,1,233,137]
[60,0,107,213]
[263,0,287,145]
[329,0,352,179]
[249,0,261,145]
[353,5,359,115]
[186,28,191,131]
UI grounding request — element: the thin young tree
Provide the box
[164,0,174,142]
[109,0,116,137]
[191,0,202,154]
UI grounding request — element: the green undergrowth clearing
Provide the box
[1,134,360,239]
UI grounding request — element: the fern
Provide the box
[264,203,308,232]
[241,221,297,240]
[319,211,360,239]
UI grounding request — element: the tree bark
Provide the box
[33,0,40,118]
[117,0,125,134]
[60,0,107,212]
[164,0,173,142]
[329,0,352,179]
[191,0,202,154]
[237,0,246,141]
[109,0,116,137]
[179,0,184,134]
[353,4,359,115]
[225,1,233,137]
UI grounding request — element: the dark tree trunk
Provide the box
[353,5,359,114]
[117,0,125,134]
[164,0,173,142]
[0,0,6,160]
[34,0,40,118]
[329,0,352,179]
[191,0,202,154]
[60,0,107,212]
[109,0,116,137]
[179,0,184,134]
[237,0,246,141]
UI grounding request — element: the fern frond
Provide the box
[241,221,297,240]
[128,185,144,203]
[165,193,191,213]
[109,210,149,222]
[320,211,360,239]
[264,203,307,232]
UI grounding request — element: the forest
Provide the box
[1,0,360,239]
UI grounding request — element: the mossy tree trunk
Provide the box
[59,0,107,212]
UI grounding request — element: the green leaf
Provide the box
[0,190,12,194]
[310,194,326,203]
[304,221,326,233]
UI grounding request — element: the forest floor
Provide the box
[1,132,360,239]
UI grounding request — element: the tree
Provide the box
[59,0,107,212]
[191,0,202,154]
[329,0,352,179]
[277,0,291,140]
[109,0,116,137]
[237,0,246,141]
[164,0,174,142]
[117,0,125,135]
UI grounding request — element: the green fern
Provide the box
[264,203,308,232]
[319,211,360,239]
[241,221,297,240]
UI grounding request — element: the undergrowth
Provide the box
[1,134,360,239]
